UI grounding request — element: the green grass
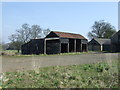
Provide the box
[1,50,119,57]
[1,50,95,57]
[1,60,118,88]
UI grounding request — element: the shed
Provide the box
[88,38,111,52]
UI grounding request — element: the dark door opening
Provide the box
[69,39,74,52]
[76,39,81,52]
[46,40,60,54]
[61,43,68,53]
[82,44,87,52]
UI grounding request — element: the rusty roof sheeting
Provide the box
[53,31,87,39]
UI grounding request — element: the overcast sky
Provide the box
[2,2,118,43]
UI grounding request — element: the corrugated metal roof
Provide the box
[52,31,87,39]
[94,38,111,45]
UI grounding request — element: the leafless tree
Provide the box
[9,23,51,53]
[43,28,51,37]
[30,25,42,39]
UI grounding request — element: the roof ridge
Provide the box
[51,31,86,39]
[94,38,110,40]
[53,31,81,35]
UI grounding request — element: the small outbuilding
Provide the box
[88,38,111,52]
[111,30,120,52]
[21,31,88,55]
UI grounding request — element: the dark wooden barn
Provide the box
[111,30,120,52]
[88,38,111,52]
[21,39,44,55]
[21,31,88,55]
[45,31,88,54]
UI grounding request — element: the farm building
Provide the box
[111,30,120,52]
[88,38,111,52]
[21,38,44,55]
[21,31,88,54]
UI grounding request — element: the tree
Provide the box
[9,23,31,53]
[9,34,23,53]
[43,28,51,37]
[17,23,31,43]
[9,23,51,53]
[88,20,116,39]
[30,25,42,39]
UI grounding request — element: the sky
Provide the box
[2,2,118,43]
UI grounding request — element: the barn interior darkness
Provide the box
[82,44,87,52]
[46,39,60,54]
[45,38,87,54]
[76,39,81,52]
[69,39,74,52]
[61,43,68,53]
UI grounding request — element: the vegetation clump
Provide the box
[1,60,118,88]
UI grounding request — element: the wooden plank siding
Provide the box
[111,30,120,52]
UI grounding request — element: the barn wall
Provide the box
[111,31,120,52]
[21,39,44,55]
[81,39,88,52]
[88,45,101,51]
[45,32,59,38]
[21,43,31,54]
[88,39,101,51]
[81,39,88,44]
[29,39,44,54]
[60,38,69,43]
[103,44,111,52]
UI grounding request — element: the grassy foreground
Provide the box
[1,60,119,88]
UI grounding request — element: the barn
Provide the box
[111,30,120,52]
[21,38,44,55]
[21,31,88,54]
[88,38,111,52]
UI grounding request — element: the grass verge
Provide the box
[1,60,119,88]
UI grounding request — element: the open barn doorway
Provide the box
[61,43,68,53]
[82,44,87,52]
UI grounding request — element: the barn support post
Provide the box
[44,39,46,54]
[59,42,61,53]
[86,44,88,52]
[74,39,76,52]
[67,43,69,53]
[101,45,103,51]
[81,43,82,52]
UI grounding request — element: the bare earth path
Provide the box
[2,53,119,72]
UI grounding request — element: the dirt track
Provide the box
[2,53,119,72]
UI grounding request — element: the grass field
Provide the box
[1,60,118,88]
[1,50,107,57]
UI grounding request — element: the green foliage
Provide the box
[88,20,116,39]
[2,60,118,88]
